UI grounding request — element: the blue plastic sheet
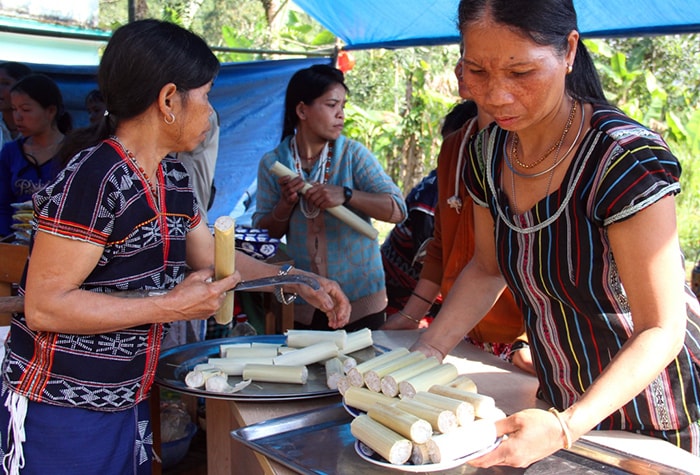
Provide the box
[28,56,331,221]
[295,0,700,50]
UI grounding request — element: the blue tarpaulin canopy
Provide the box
[295,0,700,50]
[5,0,700,220]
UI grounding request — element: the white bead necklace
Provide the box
[291,135,331,219]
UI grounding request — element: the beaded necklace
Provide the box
[290,136,333,219]
[510,100,577,169]
[446,118,477,214]
[508,101,583,215]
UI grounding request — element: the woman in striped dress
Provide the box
[413,0,700,467]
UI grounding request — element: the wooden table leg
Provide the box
[204,396,341,475]
[205,398,273,475]
[263,295,294,335]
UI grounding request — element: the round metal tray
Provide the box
[156,334,382,401]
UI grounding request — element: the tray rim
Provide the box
[156,335,385,401]
[231,402,351,475]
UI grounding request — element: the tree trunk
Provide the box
[260,0,283,29]
[134,0,149,20]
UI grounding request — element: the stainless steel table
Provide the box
[166,330,700,474]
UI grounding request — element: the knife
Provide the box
[0,274,319,314]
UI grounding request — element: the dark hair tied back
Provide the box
[59,19,219,165]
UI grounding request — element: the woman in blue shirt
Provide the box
[254,65,407,331]
[0,73,72,237]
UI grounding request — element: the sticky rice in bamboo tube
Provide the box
[269,161,378,240]
[214,216,235,324]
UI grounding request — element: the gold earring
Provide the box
[164,112,175,125]
[566,64,573,74]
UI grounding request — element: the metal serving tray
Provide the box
[231,402,690,475]
[156,335,380,401]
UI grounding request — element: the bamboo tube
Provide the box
[219,342,251,357]
[412,391,475,426]
[343,386,398,413]
[337,376,352,396]
[337,354,357,373]
[346,347,410,387]
[269,161,378,240]
[223,346,280,358]
[411,443,431,465]
[399,363,458,399]
[325,357,345,390]
[363,351,426,392]
[394,398,458,434]
[380,357,440,397]
[242,363,308,384]
[427,385,496,419]
[350,414,412,465]
[207,357,275,376]
[214,216,235,324]
[286,329,347,349]
[341,328,374,354]
[272,340,338,366]
[447,374,478,393]
[367,402,433,444]
[426,419,498,463]
[185,365,225,388]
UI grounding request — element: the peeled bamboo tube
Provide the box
[276,346,297,354]
[272,341,338,366]
[363,351,426,392]
[399,363,459,399]
[341,328,374,354]
[380,357,440,397]
[447,374,478,393]
[223,346,280,358]
[394,398,458,434]
[214,216,236,325]
[367,402,433,444]
[325,357,345,390]
[343,386,398,413]
[251,342,283,348]
[337,354,357,373]
[219,342,252,357]
[207,357,275,376]
[242,363,308,384]
[350,414,412,465]
[205,374,236,393]
[426,419,498,464]
[427,385,496,419]
[412,391,475,427]
[346,347,410,387]
[270,161,378,240]
[286,329,347,349]
[184,365,224,388]
[411,443,431,465]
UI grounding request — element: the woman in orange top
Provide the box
[382,51,532,374]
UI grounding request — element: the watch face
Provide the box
[344,187,352,203]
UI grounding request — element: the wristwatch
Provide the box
[274,264,297,305]
[343,186,353,204]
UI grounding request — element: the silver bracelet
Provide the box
[274,264,297,305]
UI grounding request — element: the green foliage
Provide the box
[343,46,461,191]
[587,36,700,261]
[94,1,700,261]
